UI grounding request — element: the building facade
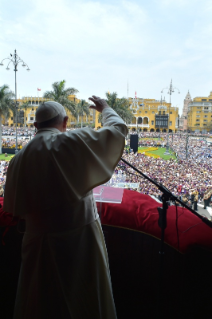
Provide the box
[187,91,212,133]
[95,96,179,132]
[4,95,95,128]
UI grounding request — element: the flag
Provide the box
[37,88,41,91]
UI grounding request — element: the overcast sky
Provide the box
[1,0,212,113]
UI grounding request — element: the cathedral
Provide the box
[179,91,192,131]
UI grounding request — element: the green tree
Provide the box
[206,122,212,132]
[20,101,31,127]
[75,99,90,128]
[43,80,78,117]
[0,85,15,153]
[103,92,133,124]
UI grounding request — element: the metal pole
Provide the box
[186,134,189,159]
[14,50,18,154]
[0,50,30,155]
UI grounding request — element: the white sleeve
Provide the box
[54,108,128,199]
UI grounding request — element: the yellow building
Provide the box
[187,91,212,133]
[5,95,95,128]
[95,96,179,132]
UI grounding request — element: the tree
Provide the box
[20,101,31,127]
[206,122,212,132]
[75,100,90,128]
[104,92,133,124]
[0,85,15,153]
[43,80,78,117]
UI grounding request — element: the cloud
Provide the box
[1,0,212,112]
[0,0,150,60]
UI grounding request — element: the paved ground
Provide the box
[196,202,212,221]
[151,195,212,222]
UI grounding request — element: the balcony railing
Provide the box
[128,124,150,128]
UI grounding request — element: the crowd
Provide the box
[117,133,212,209]
[0,130,212,210]
[0,160,8,197]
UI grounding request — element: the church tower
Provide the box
[183,91,192,118]
[179,91,192,131]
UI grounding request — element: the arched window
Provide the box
[137,117,142,124]
[143,117,149,124]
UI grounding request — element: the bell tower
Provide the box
[183,90,192,118]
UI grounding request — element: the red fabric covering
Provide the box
[0,197,18,245]
[0,197,17,227]
[98,189,212,254]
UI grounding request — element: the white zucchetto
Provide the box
[35,101,66,123]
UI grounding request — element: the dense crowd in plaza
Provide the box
[0,129,212,209]
[117,132,212,207]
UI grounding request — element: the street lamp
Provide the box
[0,49,30,154]
[161,79,180,155]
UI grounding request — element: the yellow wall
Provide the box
[95,97,179,132]
[4,95,95,128]
[187,91,212,132]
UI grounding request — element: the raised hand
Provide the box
[88,95,109,113]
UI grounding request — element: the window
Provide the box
[196,115,200,118]
[152,111,155,114]
[196,119,200,122]
[32,108,34,111]
[204,107,208,109]
[163,111,165,115]
[203,124,207,126]
[30,117,34,121]
[151,121,154,125]
[145,111,147,113]
[196,111,201,113]
[170,112,172,114]
[204,120,207,122]
[26,117,27,120]
[139,111,141,113]
[169,121,172,126]
[11,117,13,121]
[202,99,207,101]
[159,111,161,115]
[197,107,201,109]
[204,115,208,118]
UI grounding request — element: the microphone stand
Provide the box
[120,156,212,259]
[120,157,212,315]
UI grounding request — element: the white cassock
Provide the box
[3,107,127,319]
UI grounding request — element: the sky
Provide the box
[0,0,212,113]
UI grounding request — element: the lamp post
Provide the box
[186,134,189,159]
[161,79,180,155]
[0,49,30,154]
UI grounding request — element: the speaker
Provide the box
[130,134,138,153]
